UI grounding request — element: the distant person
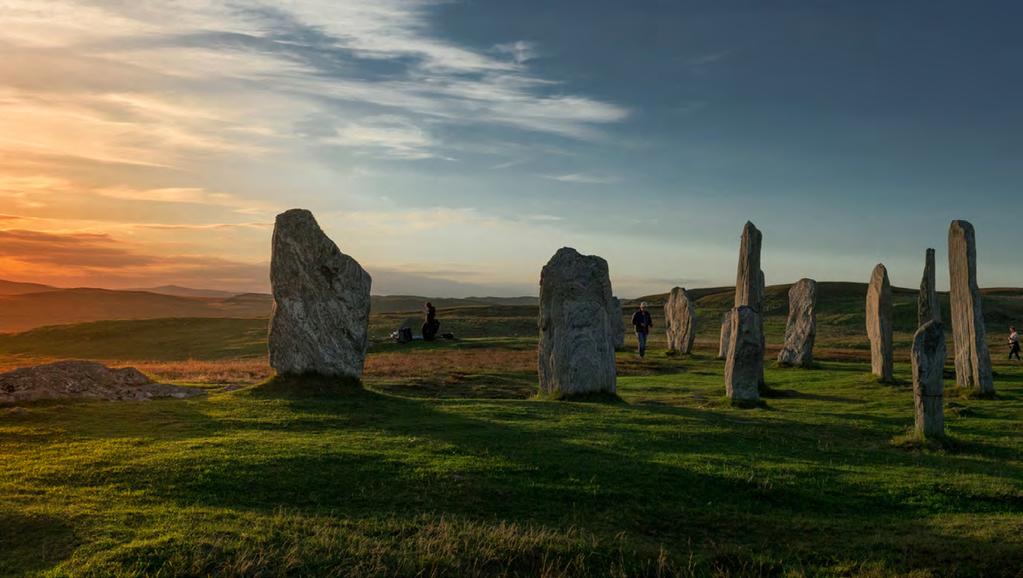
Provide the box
[1009,326,1020,361]
[631,302,653,357]
[422,301,440,341]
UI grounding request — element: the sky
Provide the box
[0,1,1021,297]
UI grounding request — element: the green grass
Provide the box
[2,350,1022,577]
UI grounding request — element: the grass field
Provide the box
[2,284,1022,576]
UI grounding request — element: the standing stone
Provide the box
[609,297,625,351]
[724,306,762,403]
[268,209,372,379]
[718,312,731,360]
[665,287,697,354]
[538,248,616,397]
[865,264,894,382]
[912,319,946,438]
[777,279,817,367]
[734,222,763,310]
[948,220,994,394]
[918,248,940,326]
[757,269,766,387]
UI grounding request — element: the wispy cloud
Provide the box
[542,173,621,185]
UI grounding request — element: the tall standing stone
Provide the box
[948,220,994,395]
[724,306,762,403]
[866,264,894,382]
[665,287,697,354]
[725,221,765,399]
[918,248,940,326]
[268,209,372,379]
[777,278,817,367]
[718,312,731,360]
[538,248,617,397]
[609,297,625,351]
[734,222,763,310]
[912,319,946,438]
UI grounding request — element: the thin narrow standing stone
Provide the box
[866,263,894,382]
[734,222,763,310]
[665,287,697,354]
[912,319,946,438]
[777,278,817,367]
[538,248,617,397]
[724,306,762,404]
[948,220,994,394]
[918,248,940,326]
[718,312,731,360]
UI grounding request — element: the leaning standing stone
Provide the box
[724,306,762,404]
[948,220,994,395]
[866,263,894,382]
[268,209,372,379]
[665,287,697,354]
[718,312,731,360]
[777,278,817,367]
[912,319,946,438]
[538,248,617,397]
[918,248,940,326]
[609,297,625,351]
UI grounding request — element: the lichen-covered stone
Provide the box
[724,306,762,403]
[665,287,696,354]
[918,248,940,326]
[948,220,994,394]
[718,312,731,360]
[538,247,616,396]
[777,278,816,367]
[268,209,372,379]
[866,263,894,382]
[912,319,946,438]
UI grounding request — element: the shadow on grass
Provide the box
[0,512,78,575]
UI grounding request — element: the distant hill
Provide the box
[129,285,245,299]
[370,295,538,313]
[0,288,272,333]
[0,279,57,296]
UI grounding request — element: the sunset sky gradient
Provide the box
[1,1,1021,297]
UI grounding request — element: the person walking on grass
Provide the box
[1010,326,1020,361]
[632,301,653,358]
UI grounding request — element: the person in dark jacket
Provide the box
[1010,326,1020,361]
[422,301,440,341]
[631,302,653,357]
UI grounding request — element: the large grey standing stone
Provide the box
[948,220,994,394]
[665,287,697,354]
[912,319,946,438]
[609,297,625,351]
[865,263,894,382]
[718,312,731,360]
[538,248,617,397]
[724,306,762,403]
[918,248,940,326]
[777,278,817,367]
[268,209,372,379]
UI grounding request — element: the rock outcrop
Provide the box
[911,320,946,438]
[948,220,994,394]
[268,209,372,379]
[866,264,894,382]
[918,248,940,326]
[0,361,201,403]
[777,278,817,367]
[724,306,762,403]
[665,287,696,354]
[538,248,617,397]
